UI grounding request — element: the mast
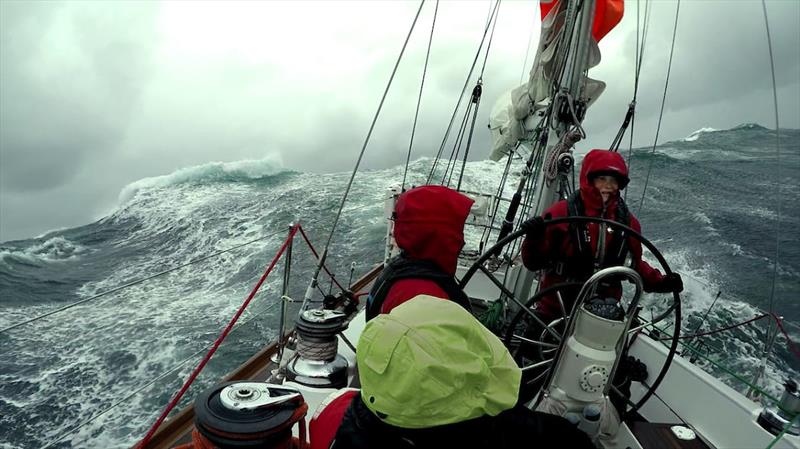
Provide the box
[532,0,596,214]
[511,0,598,300]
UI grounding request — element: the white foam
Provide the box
[117,155,284,206]
[0,236,87,265]
[683,127,719,142]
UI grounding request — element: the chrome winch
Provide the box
[286,309,349,389]
[758,379,800,436]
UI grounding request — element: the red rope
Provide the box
[673,314,770,340]
[137,224,301,448]
[297,226,347,293]
[771,313,800,361]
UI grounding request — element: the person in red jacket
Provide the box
[365,185,475,320]
[521,149,682,321]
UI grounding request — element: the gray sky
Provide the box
[1,0,798,242]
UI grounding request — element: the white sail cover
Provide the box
[489,0,622,161]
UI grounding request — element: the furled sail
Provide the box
[489,0,623,161]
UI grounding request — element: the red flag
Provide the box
[539,0,623,42]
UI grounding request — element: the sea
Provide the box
[1,123,798,448]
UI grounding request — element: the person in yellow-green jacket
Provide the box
[310,295,594,449]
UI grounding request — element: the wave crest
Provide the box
[118,156,285,205]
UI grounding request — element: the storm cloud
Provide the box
[1,0,798,241]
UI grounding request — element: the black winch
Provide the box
[193,381,306,448]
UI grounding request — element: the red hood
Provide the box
[393,185,474,275]
[579,149,630,212]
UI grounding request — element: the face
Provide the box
[593,175,619,204]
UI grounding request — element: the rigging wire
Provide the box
[637,0,680,217]
[478,0,501,79]
[426,0,501,184]
[754,0,785,395]
[453,3,500,191]
[303,0,425,302]
[402,0,439,191]
[624,0,654,181]
[518,8,537,85]
[456,85,483,191]
[0,229,285,334]
[760,0,782,322]
[442,101,474,185]
[624,0,652,202]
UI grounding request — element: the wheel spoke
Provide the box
[478,264,562,342]
[521,358,553,372]
[556,290,568,319]
[511,334,559,348]
[525,367,551,386]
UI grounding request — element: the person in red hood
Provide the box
[521,149,683,320]
[365,185,475,320]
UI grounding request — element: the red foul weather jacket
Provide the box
[521,149,665,318]
[366,185,474,317]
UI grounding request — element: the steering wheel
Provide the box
[459,216,682,417]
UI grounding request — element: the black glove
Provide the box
[655,272,683,293]
[521,216,546,238]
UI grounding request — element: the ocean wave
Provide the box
[682,127,719,142]
[0,237,87,266]
[117,156,286,206]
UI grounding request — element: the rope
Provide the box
[658,314,769,341]
[771,313,800,362]
[689,290,723,337]
[544,129,582,182]
[651,323,779,403]
[137,224,301,448]
[637,0,680,217]
[426,0,501,184]
[661,270,800,361]
[402,0,439,191]
[0,229,284,334]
